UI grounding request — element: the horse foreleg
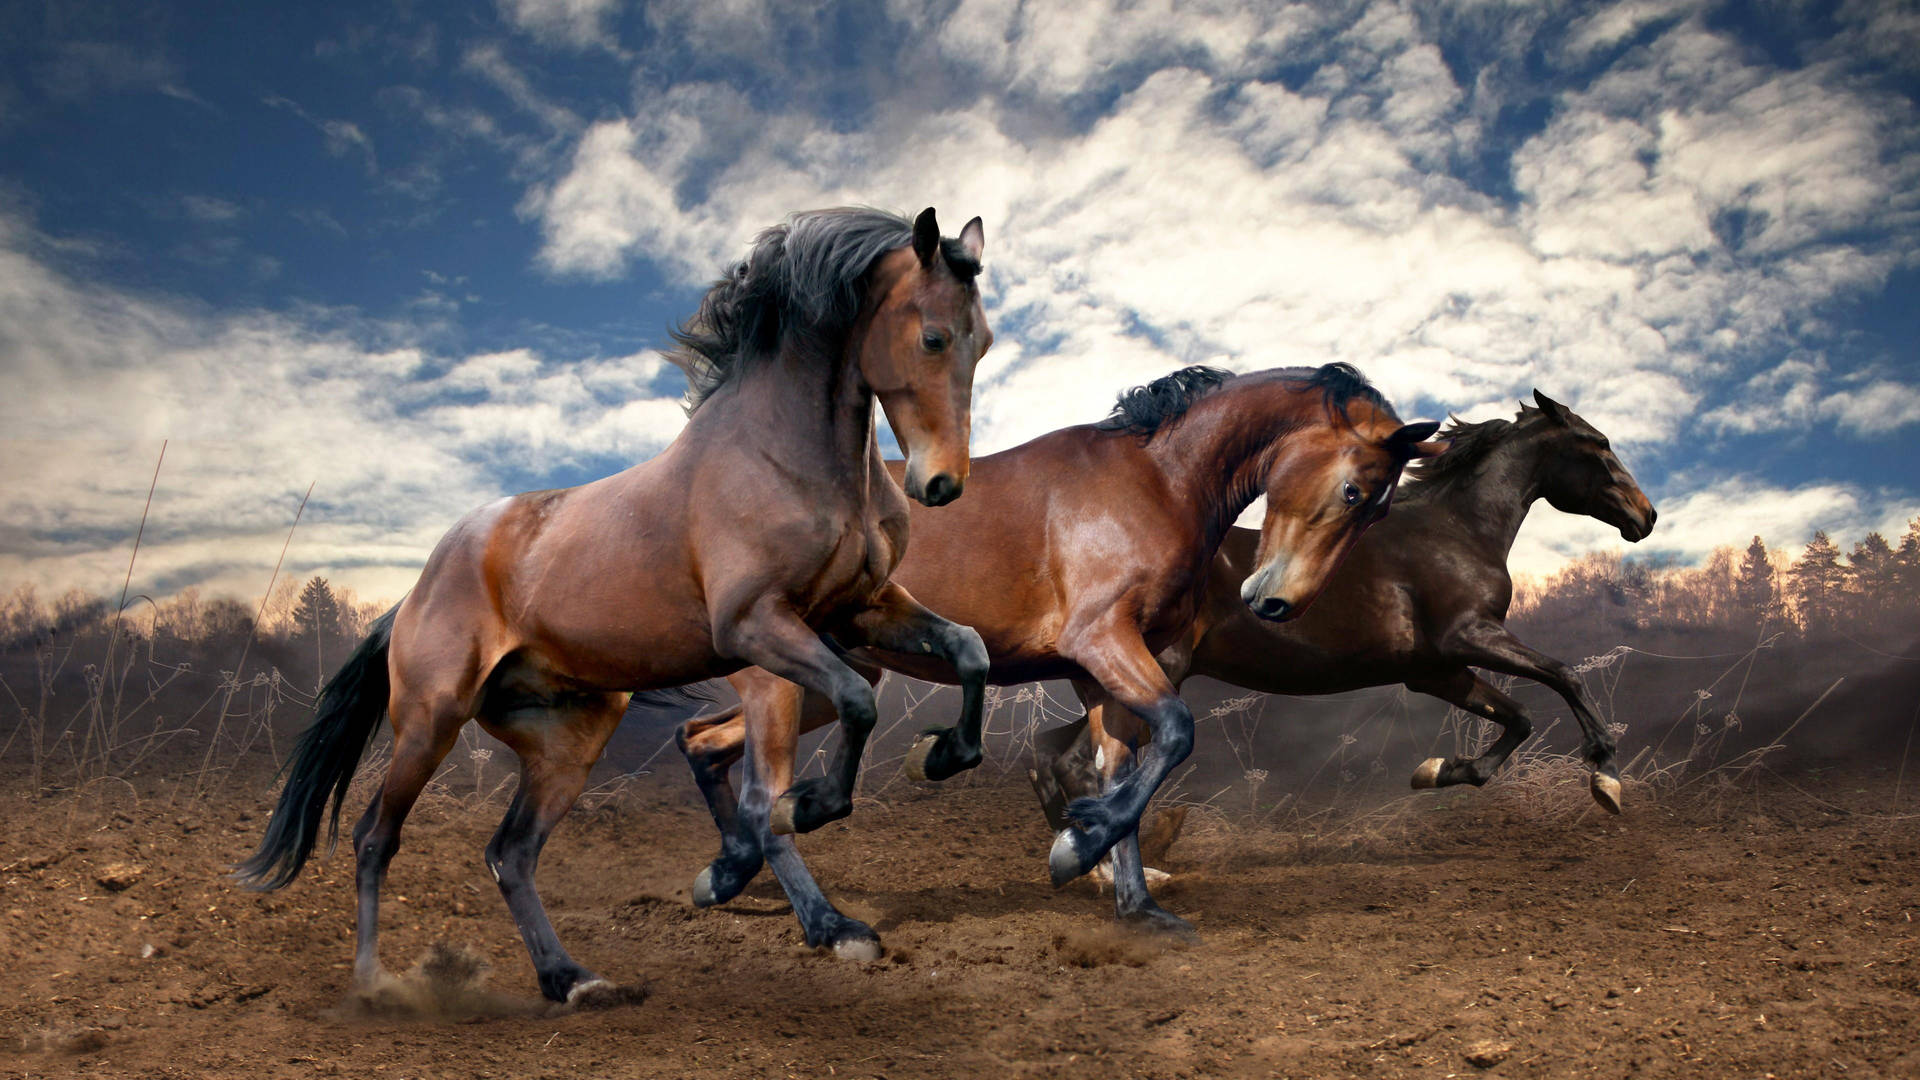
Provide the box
[481,692,626,1005]
[1074,681,1193,936]
[1049,623,1193,907]
[719,607,885,958]
[1451,621,1623,813]
[1409,669,1535,790]
[832,583,987,785]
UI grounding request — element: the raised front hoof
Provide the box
[904,728,982,783]
[1049,827,1100,888]
[692,857,759,908]
[1121,905,1199,942]
[1591,771,1624,815]
[1411,757,1445,789]
[770,779,851,836]
[561,978,650,1011]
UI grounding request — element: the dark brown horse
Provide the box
[237,207,995,1003]
[1031,391,1658,857]
[678,365,1442,947]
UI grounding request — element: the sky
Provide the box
[1,0,1917,605]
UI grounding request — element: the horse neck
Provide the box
[1145,379,1307,550]
[728,332,877,496]
[1430,431,1545,558]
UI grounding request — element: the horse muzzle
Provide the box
[1239,565,1300,622]
[907,469,965,507]
[1616,498,1657,542]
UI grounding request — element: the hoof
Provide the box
[1122,906,1199,941]
[1143,865,1172,885]
[564,978,648,1010]
[1050,828,1091,888]
[903,732,941,782]
[831,935,883,963]
[770,791,799,836]
[1591,772,1623,815]
[1411,757,1445,789]
[692,865,720,908]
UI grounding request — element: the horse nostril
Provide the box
[1252,597,1293,621]
[1646,507,1658,528]
[921,473,962,507]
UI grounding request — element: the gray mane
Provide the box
[668,207,978,412]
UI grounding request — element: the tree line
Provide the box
[6,515,1917,683]
[1514,517,1920,642]
[0,575,385,692]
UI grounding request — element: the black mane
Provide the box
[1403,403,1544,494]
[668,207,979,412]
[1095,362,1396,440]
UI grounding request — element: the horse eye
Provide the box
[1342,482,1362,507]
[921,331,948,353]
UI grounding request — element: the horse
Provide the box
[1029,390,1659,865]
[676,364,1443,947]
[236,207,996,1004]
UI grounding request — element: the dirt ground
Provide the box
[4,766,1918,1080]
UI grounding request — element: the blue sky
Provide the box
[2,0,1918,602]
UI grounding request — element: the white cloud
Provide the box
[498,0,625,51]
[520,4,1918,477]
[0,215,685,602]
[263,95,380,175]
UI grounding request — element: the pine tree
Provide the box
[1788,532,1846,635]
[1899,517,1920,594]
[1849,532,1896,629]
[1734,536,1777,624]
[289,576,345,676]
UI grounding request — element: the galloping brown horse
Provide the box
[1031,391,1659,852]
[678,365,1442,947]
[237,207,995,1003]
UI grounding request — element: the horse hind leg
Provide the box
[1409,671,1534,792]
[677,702,765,907]
[481,691,632,1005]
[350,696,465,997]
[766,667,878,836]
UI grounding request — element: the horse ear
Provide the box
[913,208,941,266]
[1532,389,1571,424]
[1385,421,1443,460]
[958,216,984,262]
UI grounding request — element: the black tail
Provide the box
[233,606,397,891]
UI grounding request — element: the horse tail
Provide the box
[233,605,398,891]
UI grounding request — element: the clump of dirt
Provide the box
[17,1025,111,1055]
[337,941,650,1020]
[336,941,531,1021]
[1051,924,1185,968]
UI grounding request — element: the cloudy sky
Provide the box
[2,0,1917,603]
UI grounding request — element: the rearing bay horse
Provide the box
[678,365,1442,947]
[237,207,995,1004]
[1031,391,1659,852]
